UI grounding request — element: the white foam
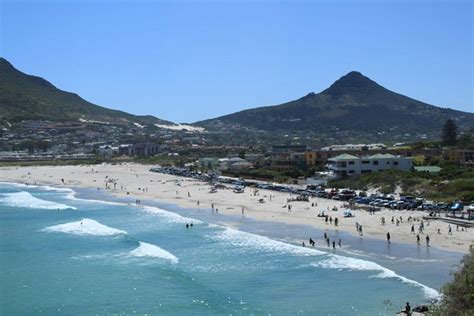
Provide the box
[0,181,39,188]
[1,191,77,210]
[66,194,125,206]
[42,218,127,236]
[130,241,178,263]
[41,186,75,193]
[312,255,440,299]
[143,206,202,224]
[210,227,325,257]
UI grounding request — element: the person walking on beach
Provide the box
[332,241,336,250]
[386,232,391,244]
[326,239,330,247]
[411,224,415,234]
[416,234,420,245]
[448,225,452,235]
[338,239,341,247]
[324,232,328,240]
[334,217,338,227]
[241,207,245,215]
[426,235,430,247]
[359,225,363,236]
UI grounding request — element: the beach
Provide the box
[1,162,472,253]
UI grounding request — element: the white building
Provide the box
[327,153,412,178]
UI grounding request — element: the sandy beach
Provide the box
[1,162,472,253]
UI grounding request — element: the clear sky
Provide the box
[1,0,472,123]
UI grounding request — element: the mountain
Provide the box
[0,57,172,126]
[195,71,474,140]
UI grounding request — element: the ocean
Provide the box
[0,183,463,315]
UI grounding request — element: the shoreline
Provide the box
[2,179,465,300]
[1,162,472,254]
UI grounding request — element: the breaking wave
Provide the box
[42,218,127,236]
[143,206,202,224]
[312,255,440,299]
[210,227,325,257]
[211,227,439,300]
[129,241,178,263]
[1,191,77,210]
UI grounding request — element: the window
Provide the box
[348,161,355,165]
[393,161,399,165]
[386,161,390,165]
[361,170,371,174]
[362,160,370,164]
[348,170,355,174]
[373,160,379,165]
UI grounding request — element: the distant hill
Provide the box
[195,71,474,140]
[0,57,173,126]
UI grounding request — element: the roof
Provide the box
[368,153,396,159]
[329,154,359,161]
[414,166,442,173]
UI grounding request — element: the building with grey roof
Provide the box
[327,153,413,178]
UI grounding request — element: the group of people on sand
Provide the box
[324,215,338,226]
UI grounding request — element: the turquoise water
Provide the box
[0,183,462,315]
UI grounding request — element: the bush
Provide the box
[431,248,474,315]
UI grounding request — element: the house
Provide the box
[271,145,307,172]
[327,153,413,178]
[218,157,247,170]
[197,157,219,169]
[97,145,117,158]
[119,143,160,157]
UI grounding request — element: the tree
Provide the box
[442,119,458,146]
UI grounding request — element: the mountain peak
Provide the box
[322,71,380,96]
[0,57,15,71]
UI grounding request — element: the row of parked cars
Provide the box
[150,166,469,214]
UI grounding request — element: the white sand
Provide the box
[1,163,472,253]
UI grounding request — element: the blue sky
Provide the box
[1,0,472,123]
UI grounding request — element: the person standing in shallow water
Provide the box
[426,235,430,247]
[386,232,391,244]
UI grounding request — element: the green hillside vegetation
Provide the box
[196,71,474,137]
[431,248,474,315]
[0,58,172,125]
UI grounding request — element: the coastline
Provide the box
[2,182,460,313]
[1,162,472,254]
